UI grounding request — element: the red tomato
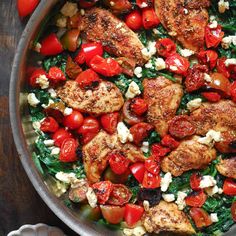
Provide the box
[17,0,39,18]
[168,115,196,139]
[101,112,119,134]
[142,171,161,188]
[190,173,202,191]
[205,24,224,48]
[78,0,99,8]
[40,33,63,56]
[108,152,130,175]
[124,204,144,226]
[92,181,113,204]
[142,8,160,29]
[189,208,212,228]
[201,92,221,102]
[156,38,176,58]
[89,55,122,77]
[136,0,153,8]
[151,144,170,157]
[75,42,103,65]
[66,56,82,79]
[104,167,130,184]
[61,29,80,52]
[231,201,236,222]
[145,156,160,175]
[223,178,236,196]
[161,135,179,150]
[217,57,230,78]
[103,0,132,14]
[129,122,154,145]
[107,184,132,206]
[75,69,101,89]
[185,190,207,207]
[125,10,143,31]
[40,117,59,133]
[28,68,48,87]
[100,205,125,224]
[166,53,190,75]
[63,110,84,130]
[230,81,236,103]
[59,138,78,162]
[198,50,218,69]
[130,98,148,116]
[52,128,72,147]
[129,163,145,183]
[48,67,66,82]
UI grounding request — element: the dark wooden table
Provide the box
[0,1,76,235]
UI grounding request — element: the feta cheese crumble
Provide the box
[51,147,60,155]
[198,130,222,146]
[210,213,219,222]
[60,2,78,17]
[162,193,175,202]
[36,74,49,89]
[221,36,236,49]
[225,58,236,67]
[55,172,77,184]
[48,88,57,98]
[141,41,157,60]
[27,93,40,107]
[204,73,212,83]
[161,172,172,192]
[218,0,229,13]
[205,185,220,196]
[117,122,133,144]
[43,139,55,147]
[123,226,146,236]
[125,81,141,99]
[154,58,166,71]
[63,107,73,116]
[134,66,143,78]
[175,191,187,210]
[141,141,149,153]
[56,16,67,28]
[143,200,150,211]
[187,98,202,112]
[179,48,195,58]
[209,20,218,29]
[86,187,97,208]
[199,175,217,188]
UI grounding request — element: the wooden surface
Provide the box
[0,1,76,235]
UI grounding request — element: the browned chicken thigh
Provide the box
[216,157,236,179]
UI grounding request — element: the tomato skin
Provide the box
[129,163,145,183]
[156,38,176,58]
[52,128,72,147]
[231,201,236,222]
[142,8,160,29]
[144,156,160,175]
[59,138,78,162]
[125,10,143,31]
[124,204,144,226]
[217,57,230,78]
[142,171,161,188]
[223,178,236,196]
[78,0,99,8]
[66,56,82,80]
[230,81,236,103]
[61,29,80,52]
[63,110,84,130]
[101,112,119,134]
[48,66,66,82]
[185,190,207,207]
[205,24,224,48]
[161,135,179,150]
[201,92,221,102]
[189,207,212,228]
[40,117,59,133]
[28,68,48,87]
[198,50,218,69]
[92,181,113,204]
[190,173,202,191]
[151,144,170,157]
[17,0,39,18]
[103,0,132,14]
[136,0,153,8]
[100,205,125,224]
[108,152,130,175]
[40,33,63,56]
[130,98,148,116]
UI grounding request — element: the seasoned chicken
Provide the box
[216,157,236,179]
[143,77,183,137]
[161,136,217,176]
[79,7,146,66]
[56,80,124,116]
[142,200,195,235]
[154,0,210,51]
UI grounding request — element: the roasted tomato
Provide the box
[92,181,113,204]
[40,117,59,133]
[103,0,132,14]
[17,0,39,18]
[52,128,72,147]
[104,167,130,184]
[231,201,236,222]
[190,173,202,191]
[198,50,218,69]
[201,92,221,102]
[142,171,161,188]
[59,138,78,162]
[124,204,144,226]
[156,38,176,58]
[67,13,82,29]
[101,112,119,134]
[48,67,66,82]
[151,144,170,157]
[205,23,224,48]
[189,208,212,228]
[130,98,148,116]
[100,205,125,224]
[61,29,80,52]
[125,10,143,31]
[144,156,160,175]
[63,110,84,130]
[142,8,160,29]
[79,0,99,8]
[80,205,101,221]
[129,162,145,183]
[230,81,236,103]
[217,57,230,78]
[223,178,236,196]
[185,190,207,207]
[161,135,179,150]
[28,68,48,88]
[136,0,153,8]
[108,152,130,175]
[66,56,82,79]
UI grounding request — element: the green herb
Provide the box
[32,152,44,175]
[145,131,161,145]
[200,158,220,177]
[138,30,148,46]
[154,24,169,38]
[126,175,140,203]
[64,199,73,210]
[29,107,45,122]
[43,53,68,73]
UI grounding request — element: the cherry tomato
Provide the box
[145,156,160,175]
[40,33,63,56]
[142,8,160,29]
[161,135,179,150]
[129,122,154,145]
[108,152,130,175]
[103,0,132,14]
[223,178,236,196]
[169,115,196,139]
[190,173,202,191]
[52,128,72,147]
[17,0,39,18]
[189,208,212,228]
[63,110,84,130]
[142,171,161,188]
[205,24,224,48]
[78,0,99,8]
[89,55,122,77]
[48,66,66,82]
[28,68,48,88]
[230,81,236,103]
[104,167,130,184]
[75,69,101,90]
[67,13,82,29]
[107,184,132,206]
[59,138,78,162]
[130,98,148,116]
[40,117,59,133]
[66,56,82,80]
[124,204,144,227]
[165,53,190,75]
[217,57,230,78]
[231,201,236,222]
[100,205,125,224]
[44,108,64,124]
[156,38,176,58]
[201,92,221,102]
[136,0,153,8]
[80,205,101,221]
[75,42,103,65]
[151,144,170,157]
[185,190,207,207]
[101,112,119,134]
[125,10,143,31]
[92,181,113,204]
[129,163,145,183]
[198,50,218,69]
[61,29,80,52]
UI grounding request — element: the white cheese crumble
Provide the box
[48,88,57,98]
[36,74,49,89]
[117,122,133,144]
[198,130,222,146]
[63,107,73,116]
[187,98,202,112]
[42,99,55,109]
[143,200,150,211]
[162,193,175,202]
[60,2,78,17]
[205,185,220,196]
[145,60,153,69]
[140,2,148,8]
[218,0,229,13]
[179,48,195,57]
[55,172,77,184]
[210,213,219,222]
[110,1,115,6]
[183,8,188,14]
[43,139,55,147]
[175,191,187,210]
[123,226,146,236]
[221,36,236,49]
[200,175,217,188]
[32,121,41,130]
[141,141,149,153]
[204,73,212,83]
[86,187,97,208]
[27,93,40,107]
[161,172,172,192]
[51,147,60,155]
[134,66,143,78]
[56,16,67,28]
[34,43,41,53]
[154,58,166,71]
[225,58,236,67]
[170,65,178,71]
[125,81,141,99]
[80,9,85,16]
[209,20,218,29]
[141,41,156,60]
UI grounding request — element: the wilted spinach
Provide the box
[43,53,68,73]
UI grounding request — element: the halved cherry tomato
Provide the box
[59,138,78,162]
[145,156,160,175]
[52,128,72,147]
[116,57,136,77]
[125,10,143,31]
[100,205,125,224]
[48,66,66,82]
[198,50,218,69]
[217,57,230,78]
[28,68,48,88]
[104,167,130,184]
[67,13,82,29]
[189,207,212,228]
[231,201,236,222]
[142,171,161,188]
[80,205,101,221]
[124,204,144,227]
[78,0,99,8]
[66,56,82,80]
[151,144,170,157]
[108,152,130,175]
[156,38,176,58]
[142,8,160,29]
[63,110,84,130]
[40,33,63,56]
[190,173,202,191]
[168,115,196,139]
[61,29,80,52]
[40,117,59,133]
[92,181,113,204]
[201,92,221,102]
[130,122,154,145]
[230,81,236,103]
[104,0,132,14]
[75,69,101,89]
[107,184,132,206]
[129,163,145,183]
[165,53,190,75]
[17,0,39,18]
[89,55,122,77]
[205,24,224,48]
[136,0,153,8]
[161,135,179,150]
[130,98,148,116]
[223,178,236,196]
[185,190,207,207]
[101,112,119,134]
[75,42,103,65]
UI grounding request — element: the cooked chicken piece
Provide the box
[79,7,146,66]
[142,200,195,235]
[161,136,217,176]
[143,77,183,137]
[216,157,236,179]
[154,0,210,51]
[56,80,124,116]
[121,143,146,163]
